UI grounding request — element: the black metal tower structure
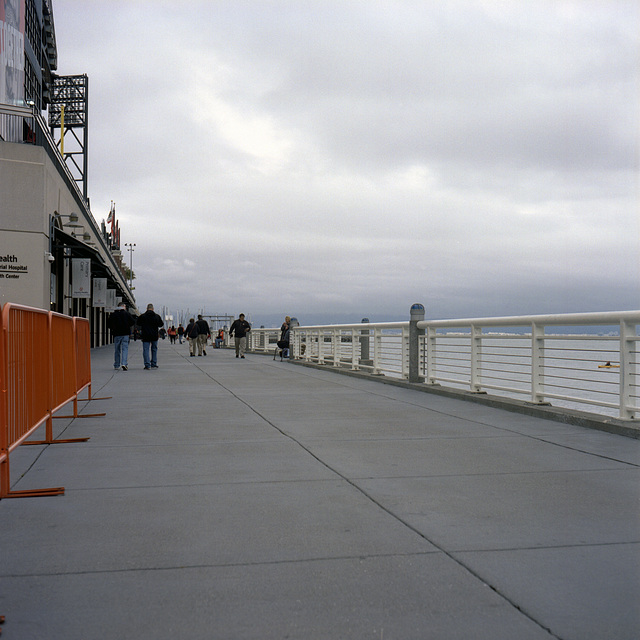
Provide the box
[48,74,89,199]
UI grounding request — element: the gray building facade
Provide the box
[1,0,135,346]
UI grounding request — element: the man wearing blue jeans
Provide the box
[136,303,164,370]
[107,301,135,371]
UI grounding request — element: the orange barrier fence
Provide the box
[50,311,77,416]
[50,314,107,421]
[0,303,102,499]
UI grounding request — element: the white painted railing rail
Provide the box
[249,309,640,420]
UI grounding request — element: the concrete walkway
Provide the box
[1,339,639,639]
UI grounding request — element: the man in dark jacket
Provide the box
[195,314,210,356]
[107,301,135,370]
[136,303,164,370]
[184,317,198,357]
[229,313,251,359]
[278,315,291,359]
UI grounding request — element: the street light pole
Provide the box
[124,242,136,289]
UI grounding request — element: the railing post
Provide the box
[360,318,371,368]
[373,326,382,375]
[409,303,425,383]
[289,317,299,360]
[222,326,228,347]
[426,325,437,384]
[620,320,634,419]
[351,328,358,370]
[470,324,482,392]
[531,322,546,404]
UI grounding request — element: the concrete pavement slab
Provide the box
[538,430,640,466]
[13,439,339,490]
[359,468,640,550]
[1,341,639,639]
[1,554,554,640]
[455,543,640,640]
[305,375,606,438]
[0,479,436,576]
[301,433,633,479]
[249,402,510,440]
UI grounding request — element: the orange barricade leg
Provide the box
[1,424,64,499]
[22,413,90,446]
[76,382,112,403]
[0,457,64,498]
[51,397,106,421]
[52,387,108,419]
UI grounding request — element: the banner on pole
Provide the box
[72,258,91,298]
[92,278,107,307]
[106,288,117,312]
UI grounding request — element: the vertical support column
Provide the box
[409,303,425,383]
[620,320,634,419]
[332,328,340,367]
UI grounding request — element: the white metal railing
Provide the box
[420,311,640,420]
[250,311,640,420]
[287,322,408,378]
[248,328,281,354]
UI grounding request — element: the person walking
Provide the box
[185,318,198,357]
[107,301,135,371]
[177,324,184,344]
[196,314,210,356]
[229,313,251,358]
[278,315,291,358]
[136,303,164,369]
[168,325,177,344]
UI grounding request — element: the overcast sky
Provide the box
[53,0,639,326]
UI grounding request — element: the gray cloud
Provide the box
[53,0,639,324]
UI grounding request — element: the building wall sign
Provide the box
[71,258,91,298]
[0,230,43,308]
[0,252,28,279]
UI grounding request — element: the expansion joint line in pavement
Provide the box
[191,361,562,640]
